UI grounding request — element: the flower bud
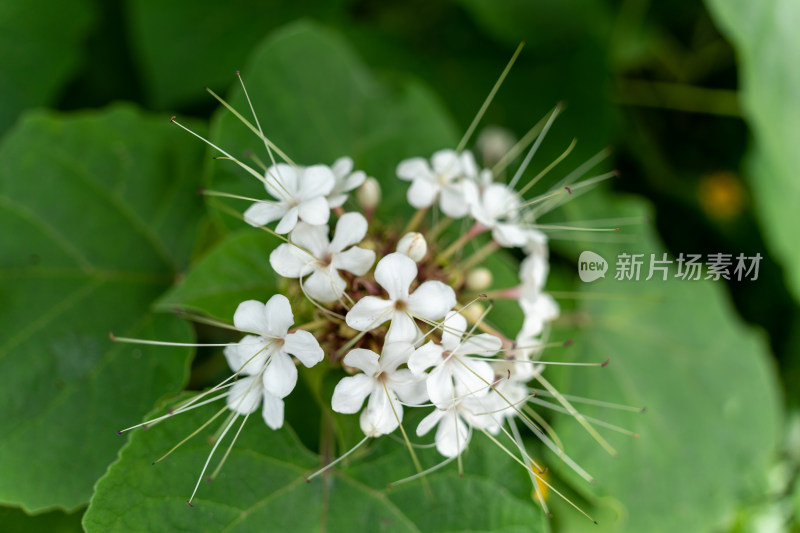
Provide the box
[356,177,381,211]
[476,126,516,168]
[466,267,493,290]
[460,302,486,325]
[396,232,427,262]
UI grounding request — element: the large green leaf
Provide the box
[0,0,94,133]
[158,230,281,322]
[204,21,458,231]
[704,0,800,300]
[83,398,544,532]
[126,2,348,110]
[0,106,205,511]
[545,195,782,532]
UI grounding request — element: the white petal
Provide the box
[416,408,445,437]
[457,333,503,357]
[243,202,286,227]
[407,341,444,375]
[331,374,374,413]
[283,330,324,367]
[264,164,298,199]
[452,358,494,398]
[269,243,314,278]
[274,206,299,234]
[435,410,470,458]
[378,342,414,373]
[298,165,336,198]
[389,369,428,405]
[330,212,368,252]
[233,300,270,336]
[407,178,439,209]
[460,150,479,179]
[262,351,297,399]
[431,149,461,178]
[333,247,375,276]
[290,222,330,259]
[224,335,270,375]
[374,252,416,300]
[406,281,456,321]
[261,392,285,430]
[263,294,294,337]
[427,363,456,409]
[385,311,420,344]
[297,195,331,226]
[492,223,527,248]
[397,157,432,181]
[361,386,401,436]
[342,348,380,375]
[439,184,469,218]
[326,193,348,208]
[332,156,353,178]
[343,170,366,191]
[303,268,346,303]
[226,376,263,415]
[440,311,467,351]
[345,296,394,331]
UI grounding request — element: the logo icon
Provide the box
[578,251,607,282]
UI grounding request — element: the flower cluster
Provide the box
[117,75,627,517]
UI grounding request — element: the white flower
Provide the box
[328,157,367,208]
[270,213,376,302]
[396,149,471,218]
[345,252,456,343]
[407,311,502,408]
[416,394,501,458]
[331,343,426,436]
[243,163,335,234]
[468,183,528,247]
[223,295,324,429]
[518,253,559,337]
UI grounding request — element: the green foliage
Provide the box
[0,106,203,511]
[550,194,782,532]
[83,398,544,533]
[0,0,94,133]
[704,0,800,302]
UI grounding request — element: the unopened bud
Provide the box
[396,232,427,262]
[356,177,381,211]
[476,126,516,168]
[460,302,486,325]
[466,267,493,290]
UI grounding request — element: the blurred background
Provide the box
[1,0,798,531]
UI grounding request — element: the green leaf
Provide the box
[547,196,782,532]
[204,21,458,231]
[0,106,205,511]
[84,399,544,532]
[158,230,282,321]
[126,2,348,110]
[704,0,800,300]
[0,0,94,133]
[0,505,84,533]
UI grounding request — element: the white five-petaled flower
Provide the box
[331,343,426,437]
[328,157,367,208]
[270,212,376,303]
[416,394,501,458]
[223,295,324,429]
[345,252,456,343]
[408,311,502,408]
[467,182,528,248]
[244,163,335,234]
[396,149,472,218]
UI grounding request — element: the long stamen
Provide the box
[306,435,371,482]
[457,41,525,153]
[186,410,239,507]
[508,104,562,189]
